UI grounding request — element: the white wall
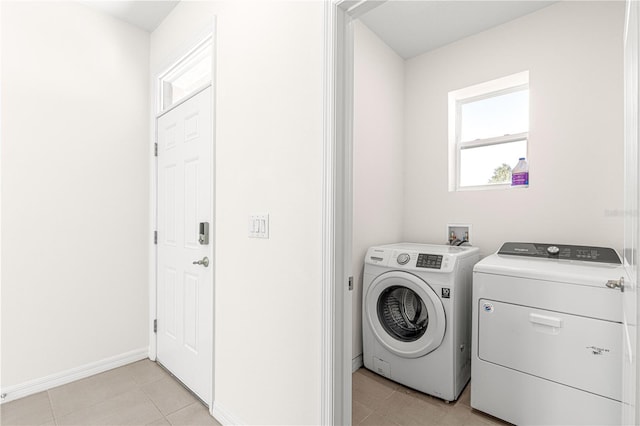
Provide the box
[404,1,625,256]
[1,1,150,392]
[352,22,404,362]
[150,2,325,424]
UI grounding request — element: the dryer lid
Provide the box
[474,252,626,289]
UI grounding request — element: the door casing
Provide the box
[323,1,388,424]
[623,0,640,423]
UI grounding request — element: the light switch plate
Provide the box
[249,214,269,239]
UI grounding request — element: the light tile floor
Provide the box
[352,368,510,426]
[2,361,510,426]
[0,360,221,426]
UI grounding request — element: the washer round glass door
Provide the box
[365,271,446,358]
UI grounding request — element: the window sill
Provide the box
[455,184,528,192]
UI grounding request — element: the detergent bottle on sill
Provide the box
[511,157,529,188]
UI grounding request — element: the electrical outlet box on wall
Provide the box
[447,223,472,245]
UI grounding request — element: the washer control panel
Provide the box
[365,244,480,273]
[498,242,621,264]
[416,253,443,269]
[397,253,410,265]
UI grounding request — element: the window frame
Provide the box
[448,71,529,191]
[157,35,213,114]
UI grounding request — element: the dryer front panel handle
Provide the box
[529,313,563,332]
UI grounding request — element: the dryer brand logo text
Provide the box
[586,346,610,356]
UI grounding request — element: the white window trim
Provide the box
[157,34,214,114]
[448,71,529,191]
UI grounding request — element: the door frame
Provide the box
[624,0,640,423]
[322,1,385,424]
[149,21,216,412]
[326,1,640,424]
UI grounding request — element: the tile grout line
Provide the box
[51,366,154,424]
[132,361,178,426]
[357,410,374,425]
[46,390,58,426]
[134,375,172,425]
[138,365,205,418]
[137,378,202,421]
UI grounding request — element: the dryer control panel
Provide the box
[498,242,621,264]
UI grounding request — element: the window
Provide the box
[159,36,213,113]
[448,71,529,190]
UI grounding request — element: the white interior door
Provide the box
[157,86,213,404]
[623,0,639,423]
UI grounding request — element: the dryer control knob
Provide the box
[547,246,560,255]
[397,253,410,265]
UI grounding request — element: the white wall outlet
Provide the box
[249,214,269,239]
[447,223,471,245]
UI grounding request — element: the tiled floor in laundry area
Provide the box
[352,368,509,426]
[0,360,220,426]
[2,360,509,426]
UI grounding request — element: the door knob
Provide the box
[193,257,209,267]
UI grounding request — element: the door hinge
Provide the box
[154,231,157,245]
[154,142,158,157]
[153,319,157,333]
[348,276,353,291]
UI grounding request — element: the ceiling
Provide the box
[81,1,179,32]
[359,1,557,59]
[81,0,555,54]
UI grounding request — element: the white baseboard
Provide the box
[0,347,148,404]
[352,354,363,372]
[212,400,246,425]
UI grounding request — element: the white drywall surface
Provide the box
[1,1,150,388]
[352,21,405,363]
[150,1,325,424]
[403,1,624,256]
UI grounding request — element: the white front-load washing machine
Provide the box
[362,243,480,401]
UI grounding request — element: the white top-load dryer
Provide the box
[363,243,480,401]
[472,242,626,425]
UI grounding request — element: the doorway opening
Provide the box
[328,1,636,425]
